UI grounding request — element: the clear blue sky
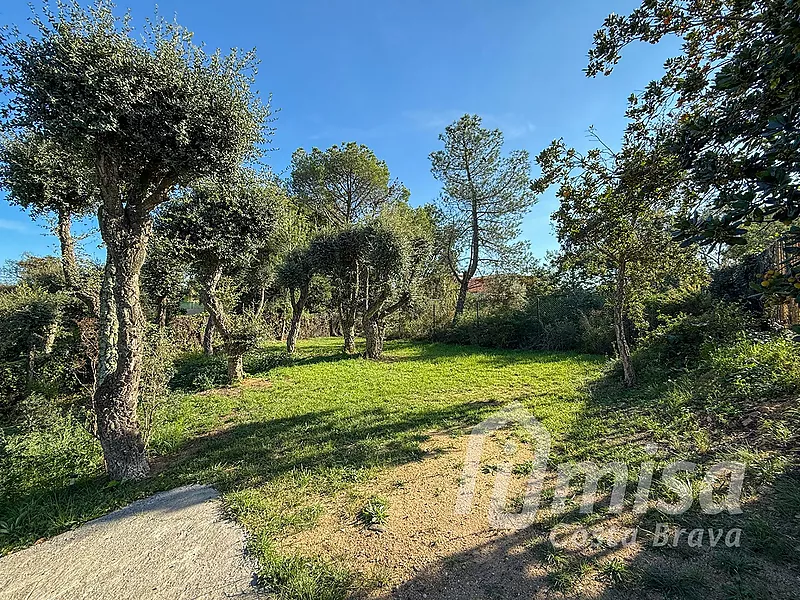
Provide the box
[0,0,677,267]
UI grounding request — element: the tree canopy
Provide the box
[290,142,407,227]
[588,0,800,263]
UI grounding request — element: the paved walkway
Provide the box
[0,485,262,600]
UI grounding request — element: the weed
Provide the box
[359,496,388,526]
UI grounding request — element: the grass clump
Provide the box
[359,496,389,526]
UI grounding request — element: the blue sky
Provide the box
[0,0,678,267]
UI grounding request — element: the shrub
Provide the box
[169,353,229,391]
[704,335,800,403]
[433,291,614,354]
[633,294,753,377]
[244,349,293,374]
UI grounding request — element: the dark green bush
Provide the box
[244,349,293,374]
[633,292,753,377]
[433,291,614,354]
[169,352,229,391]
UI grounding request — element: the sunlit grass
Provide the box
[1,337,797,598]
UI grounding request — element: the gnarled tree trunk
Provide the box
[363,292,407,360]
[363,317,385,359]
[341,304,357,354]
[94,201,151,481]
[286,285,309,355]
[227,355,244,382]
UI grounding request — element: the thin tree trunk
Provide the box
[200,265,243,384]
[453,276,470,325]
[614,260,636,387]
[279,314,288,341]
[452,156,481,325]
[202,314,215,355]
[93,204,150,481]
[157,295,168,329]
[56,206,97,315]
[254,286,266,318]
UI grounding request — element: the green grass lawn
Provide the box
[1,338,797,598]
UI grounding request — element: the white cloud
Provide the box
[0,219,29,233]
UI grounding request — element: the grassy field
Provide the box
[1,338,798,598]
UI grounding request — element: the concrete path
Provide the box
[0,485,263,600]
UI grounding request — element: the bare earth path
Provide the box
[0,485,262,600]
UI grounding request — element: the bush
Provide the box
[633,293,753,377]
[169,353,229,391]
[244,349,293,374]
[433,291,614,354]
[704,335,800,403]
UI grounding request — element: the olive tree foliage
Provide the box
[140,234,186,329]
[0,131,99,314]
[274,247,318,355]
[430,114,536,324]
[0,1,269,479]
[154,172,277,383]
[534,130,705,387]
[308,208,433,359]
[588,0,800,300]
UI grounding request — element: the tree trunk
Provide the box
[93,205,151,481]
[202,314,215,355]
[199,265,243,385]
[286,286,308,355]
[286,312,302,355]
[342,314,357,354]
[157,295,168,329]
[279,314,288,341]
[56,206,97,315]
[614,261,636,387]
[227,354,244,383]
[363,317,385,359]
[452,159,481,325]
[97,256,118,389]
[453,276,470,325]
[362,292,405,360]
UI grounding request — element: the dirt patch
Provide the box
[279,431,800,599]
[0,485,263,600]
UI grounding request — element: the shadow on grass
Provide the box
[0,395,502,555]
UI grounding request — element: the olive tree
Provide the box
[140,235,186,329]
[430,115,535,323]
[155,172,277,382]
[0,2,268,479]
[0,131,99,314]
[290,142,407,352]
[274,247,318,355]
[311,216,431,359]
